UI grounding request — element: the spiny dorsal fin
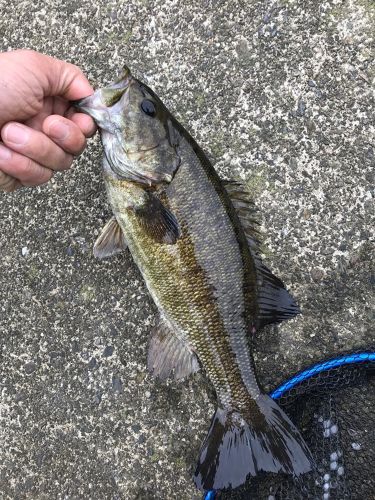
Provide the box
[93,217,128,259]
[223,179,261,248]
[223,179,300,328]
[148,317,200,381]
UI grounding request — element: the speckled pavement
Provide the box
[0,1,374,498]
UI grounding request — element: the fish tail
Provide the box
[194,394,313,491]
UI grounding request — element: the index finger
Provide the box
[65,108,97,138]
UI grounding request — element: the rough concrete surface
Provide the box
[0,0,374,498]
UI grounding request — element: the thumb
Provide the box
[38,53,94,101]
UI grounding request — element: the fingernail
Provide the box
[48,120,70,141]
[0,144,12,161]
[4,124,29,146]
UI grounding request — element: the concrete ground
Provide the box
[0,0,374,498]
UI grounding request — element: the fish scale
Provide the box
[108,135,257,408]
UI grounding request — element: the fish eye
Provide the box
[141,99,156,117]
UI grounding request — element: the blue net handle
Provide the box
[270,351,375,400]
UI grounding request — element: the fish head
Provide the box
[74,67,180,185]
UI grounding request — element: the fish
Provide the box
[74,67,313,492]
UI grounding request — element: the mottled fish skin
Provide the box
[74,68,313,491]
[105,133,261,414]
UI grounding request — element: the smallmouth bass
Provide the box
[75,67,313,492]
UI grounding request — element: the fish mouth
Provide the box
[72,95,93,109]
[70,94,87,109]
[73,97,110,123]
[72,66,133,117]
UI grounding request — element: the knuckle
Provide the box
[19,156,35,178]
[61,128,86,155]
[46,118,86,155]
[36,134,68,170]
[18,157,50,184]
[41,169,53,184]
[25,168,53,186]
[41,165,53,180]
[73,135,87,155]
[23,49,37,56]
[67,62,82,77]
[60,154,73,171]
[14,48,37,59]
[0,171,17,192]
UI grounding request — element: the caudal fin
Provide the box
[194,394,313,491]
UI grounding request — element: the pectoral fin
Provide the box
[93,217,127,259]
[148,318,200,381]
[133,193,180,245]
[224,179,300,328]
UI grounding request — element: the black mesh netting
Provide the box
[208,351,375,500]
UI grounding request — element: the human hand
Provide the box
[0,50,97,192]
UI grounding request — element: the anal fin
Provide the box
[148,318,200,381]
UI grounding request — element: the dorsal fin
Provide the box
[223,180,300,329]
[223,179,262,254]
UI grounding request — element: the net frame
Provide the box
[203,350,375,500]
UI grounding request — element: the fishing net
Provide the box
[204,350,375,500]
